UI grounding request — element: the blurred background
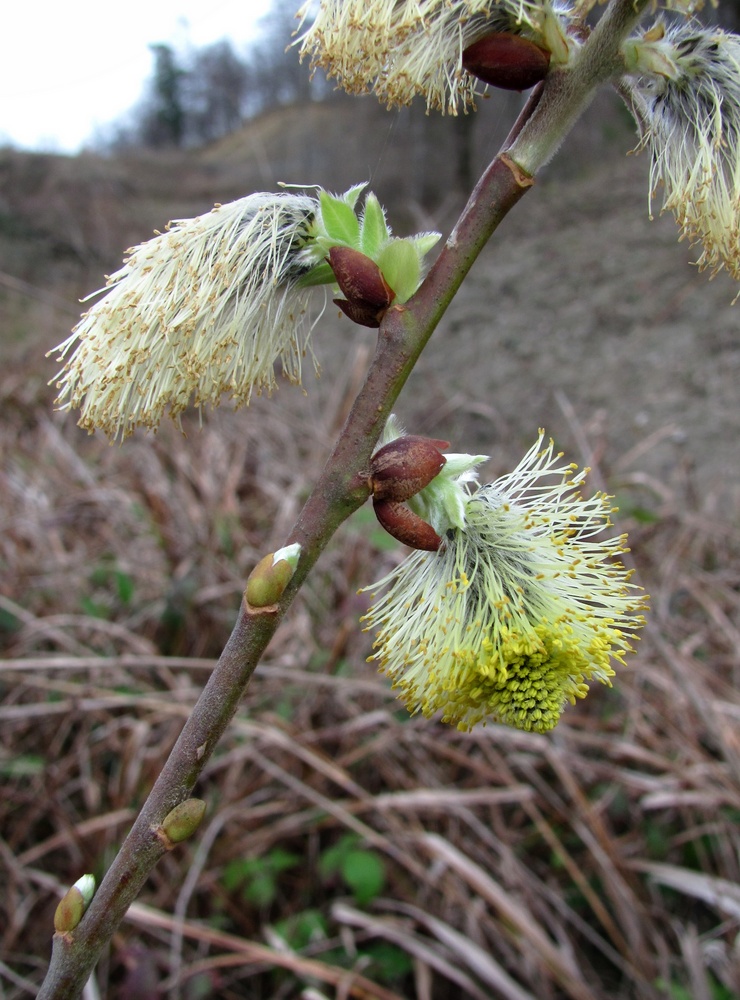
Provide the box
[1,2,740,998]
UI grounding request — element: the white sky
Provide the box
[2,0,275,153]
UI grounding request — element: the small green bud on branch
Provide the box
[158,799,207,847]
[245,543,301,610]
[53,875,96,934]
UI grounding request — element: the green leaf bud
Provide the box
[160,799,207,845]
[245,543,301,609]
[54,874,96,933]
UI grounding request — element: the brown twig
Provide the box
[37,1,652,992]
[37,152,531,1000]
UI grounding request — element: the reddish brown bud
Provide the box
[328,246,395,309]
[463,32,550,91]
[370,435,449,502]
[334,297,385,329]
[373,499,443,551]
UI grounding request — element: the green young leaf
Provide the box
[341,849,385,906]
[342,182,367,210]
[114,570,135,605]
[0,754,45,778]
[80,596,111,620]
[265,848,303,873]
[272,909,328,950]
[361,942,414,982]
[295,260,337,288]
[222,850,300,907]
[319,831,367,879]
[221,857,256,892]
[244,871,278,907]
[318,836,353,878]
[319,191,361,247]
[360,193,390,258]
[376,239,421,304]
[412,231,442,258]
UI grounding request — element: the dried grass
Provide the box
[2,345,739,999]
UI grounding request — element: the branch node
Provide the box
[499,152,535,189]
[154,826,177,852]
[245,600,280,615]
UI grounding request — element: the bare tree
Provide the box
[138,44,187,148]
[184,40,252,144]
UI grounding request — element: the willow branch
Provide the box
[38,155,531,1000]
[38,2,651,993]
[507,0,651,172]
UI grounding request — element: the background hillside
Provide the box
[1,90,739,999]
